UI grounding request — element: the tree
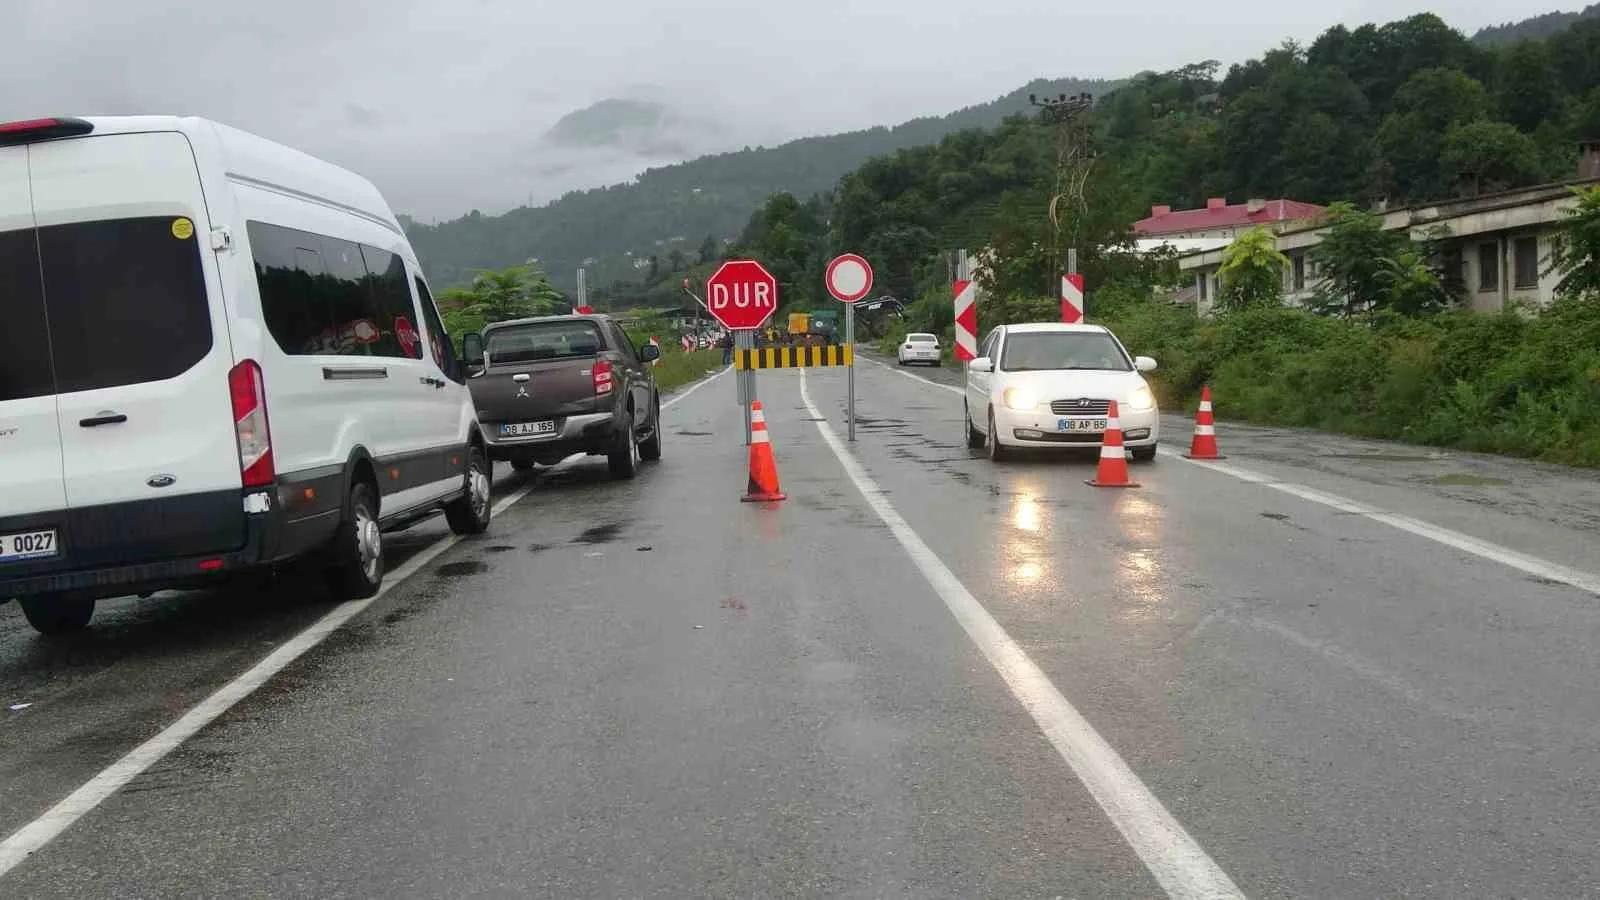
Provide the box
[1216,227,1288,310]
[698,234,720,264]
[437,263,565,338]
[1550,185,1600,300]
[1310,202,1436,316]
[1372,68,1491,201]
[1442,120,1544,196]
[1495,40,1565,132]
[666,248,687,272]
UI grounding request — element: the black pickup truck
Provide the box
[461,314,662,478]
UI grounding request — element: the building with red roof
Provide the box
[1134,197,1327,240]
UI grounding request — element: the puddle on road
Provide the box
[435,561,489,578]
[1425,473,1511,487]
[572,522,624,544]
[1260,512,1291,521]
[675,430,712,436]
[527,543,551,554]
[483,545,516,554]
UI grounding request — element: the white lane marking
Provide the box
[870,353,1600,598]
[798,369,1245,900]
[1159,448,1600,597]
[662,365,729,410]
[0,365,731,878]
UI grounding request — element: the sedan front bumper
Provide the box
[993,405,1160,447]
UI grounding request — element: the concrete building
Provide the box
[1180,161,1600,317]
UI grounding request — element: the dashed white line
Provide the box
[798,368,1246,900]
[0,367,730,879]
[863,351,1600,598]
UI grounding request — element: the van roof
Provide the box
[73,116,402,235]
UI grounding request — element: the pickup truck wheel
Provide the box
[445,446,493,535]
[608,408,640,479]
[18,595,94,635]
[639,396,662,462]
[326,481,383,600]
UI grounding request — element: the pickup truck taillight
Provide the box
[592,359,614,396]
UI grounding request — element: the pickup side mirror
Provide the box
[969,356,994,373]
[461,333,485,372]
[1134,355,1158,372]
[641,342,661,362]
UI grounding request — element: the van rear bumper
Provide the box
[0,491,289,602]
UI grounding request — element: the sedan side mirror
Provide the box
[461,333,485,372]
[1134,356,1158,372]
[641,342,661,362]
[969,356,994,373]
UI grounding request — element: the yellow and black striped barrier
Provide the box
[734,345,854,370]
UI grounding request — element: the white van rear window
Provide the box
[0,216,212,397]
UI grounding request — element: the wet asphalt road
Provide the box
[3,354,1600,898]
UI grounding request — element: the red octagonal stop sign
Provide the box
[705,259,779,331]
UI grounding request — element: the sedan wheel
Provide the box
[986,409,1009,462]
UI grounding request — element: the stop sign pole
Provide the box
[705,260,780,445]
[825,253,873,441]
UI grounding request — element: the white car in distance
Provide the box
[897,333,941,366]
[964,323,1160,462]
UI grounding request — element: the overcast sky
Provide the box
[0,0,1560,220]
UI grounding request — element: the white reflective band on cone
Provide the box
[1196,425,1215,435]
[1199,401,1213,412]
[751,430,770,444]
[1100,444,1124,458]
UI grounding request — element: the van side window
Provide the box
[0,229,54,402]
[38,216,212,393]
[413,277,463,384]
[249,220,426,360]
[359,246,423,359]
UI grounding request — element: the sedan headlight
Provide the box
[1127,383,1156,411]
[1002,387,1038,411]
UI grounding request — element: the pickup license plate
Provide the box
[1057,418,1107,433]
[0,529,58,563]
[501,420,556,437]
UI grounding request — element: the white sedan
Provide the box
[963,322,1160,462]
[897,333,941,366]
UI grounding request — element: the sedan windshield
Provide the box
[1000,332,1130,372]
[486,321,603,364]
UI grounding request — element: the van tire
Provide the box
[326,481,383,600]
[445,446,493,536]
[639,396,662,462]
[18,595,94,635]
[608,408,640,479]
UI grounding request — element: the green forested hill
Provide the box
[402,77,1118,290]
[1472,4,1600,44]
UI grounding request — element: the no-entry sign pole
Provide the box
[825,253,874,442]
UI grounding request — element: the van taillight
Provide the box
[228,360,275,488]
[592,360,614,396]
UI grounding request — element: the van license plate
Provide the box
[501,421,555,437]
[0,529,58,563]
[1057,418,1107,433]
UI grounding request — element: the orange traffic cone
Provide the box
[1185,385,1225,459]
[1086,399,1140,488]
[741,401,787,502]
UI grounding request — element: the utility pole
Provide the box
[1028,91,1096,299]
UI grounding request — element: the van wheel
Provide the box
[445,446,493,535]
[608,408,640,479]
[18,595,94,635]
[326,481,383,600]
[639,396,663,462]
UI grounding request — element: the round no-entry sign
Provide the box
[825,253,873,304]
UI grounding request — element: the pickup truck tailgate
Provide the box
[471,356,606,426]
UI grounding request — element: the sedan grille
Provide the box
[1049,398,1111,416]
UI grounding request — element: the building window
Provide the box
[1477,242,1499,292]
[1513,236,1539,290]
[1198,272,1208,300]
[1292,255,1306,291]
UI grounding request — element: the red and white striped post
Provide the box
[953,279,978,361]
[1060,272,1084,324]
